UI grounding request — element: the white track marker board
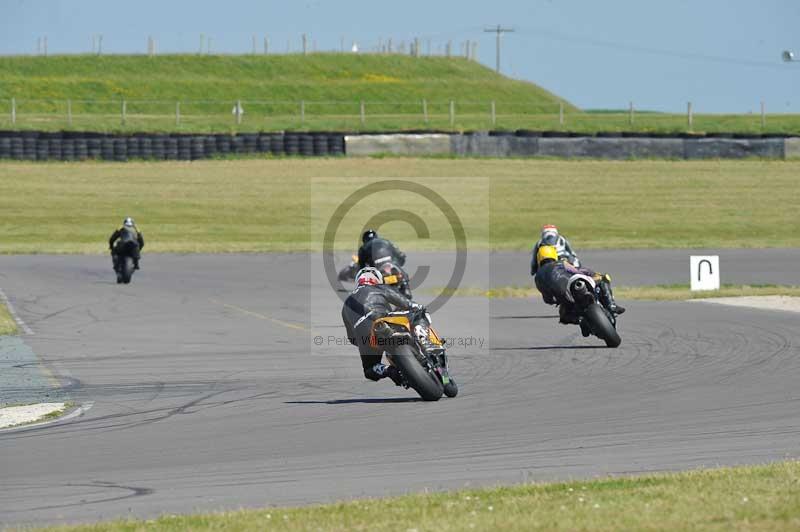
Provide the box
[690,255,720,291]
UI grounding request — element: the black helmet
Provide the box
[362,229,377,244]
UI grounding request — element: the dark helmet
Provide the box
[362,229,377,244]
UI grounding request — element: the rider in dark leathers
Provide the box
[357,229,406,269]
[109,217,144,271]
[341,267,424,385]
[534,245,624,332]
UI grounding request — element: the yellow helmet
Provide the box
[536,245,559,266]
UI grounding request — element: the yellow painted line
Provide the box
[209,299,308,332]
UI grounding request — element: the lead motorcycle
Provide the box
[562,273,622,348]
[112,239,139,284]
[371,307,457,401]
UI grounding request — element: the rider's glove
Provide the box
[410,302,425,312]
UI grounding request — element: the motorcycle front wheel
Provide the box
[121,256,135,284]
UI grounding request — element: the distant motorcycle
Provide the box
[563,274,622,348]
[337,254,360,282]
[371,307,458,401]
[339,256,413,299]
[378,262,413,299]
[112,239,139,284]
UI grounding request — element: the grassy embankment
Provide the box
[1,54,798,133]
[0,302,17,335]
[0,54,570,133]
[42,461,800,531]
[0,158,798,254]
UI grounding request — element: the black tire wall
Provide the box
[0,131,347,161]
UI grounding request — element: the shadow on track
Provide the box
[492,315,559,320]
[492,345,607,351]
[285,397,422,405]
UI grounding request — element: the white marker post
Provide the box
[690,255,720,291]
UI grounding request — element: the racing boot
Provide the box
[368,363,404,386]
[579,318,592,337]
[599,277,625,315]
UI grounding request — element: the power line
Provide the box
[514,25,787,70]
[484,25,514,73]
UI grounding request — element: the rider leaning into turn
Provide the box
[530,224,580,276]
[357,229,407,269]
[109,217,145,270]
[534,245,625,329]
[341,267,424,386]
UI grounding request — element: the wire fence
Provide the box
[0,98,796,134]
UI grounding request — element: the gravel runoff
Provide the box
[0,402,65,429]
[690,295,800,313]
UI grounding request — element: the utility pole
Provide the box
[484,25,514,73]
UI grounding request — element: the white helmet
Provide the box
[123,217,135,228]
[540,224,558,245]
[355,267,383,287]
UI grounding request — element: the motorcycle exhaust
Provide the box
[566,274,597,305]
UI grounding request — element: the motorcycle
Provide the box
[378,262,413,299]
[337,254,360,282]
[370,308,458,401]
[339,256,413,299]
[563,273,622,348]
[112,239,139,284]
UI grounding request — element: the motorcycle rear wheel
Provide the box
[584,303,621,348]
[391,344,443,401]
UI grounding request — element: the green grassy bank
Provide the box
[0,54,570,132]
[42,461,800,531]
[1,54,798,133]
[0,302,17,335]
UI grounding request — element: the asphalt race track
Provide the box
[1,251,799,526]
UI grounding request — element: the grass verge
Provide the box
[1,159,799,253]
[427,284,800,301]
[0,302,18,335]
[41,461,800,531]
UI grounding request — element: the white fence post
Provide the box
[629,101,634,125]
[687,101,693,130]
[175,101,180,126]
[11,97,16,125]
[760,101,766,128]
[360,100,365,126]
[300,100,305,124]
[236,99,242,125]
[121,99,126,126]
[449,100,455,127]
[491,100,496,127]
[422,99,428,124]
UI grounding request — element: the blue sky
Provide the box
[2,0,798,112]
